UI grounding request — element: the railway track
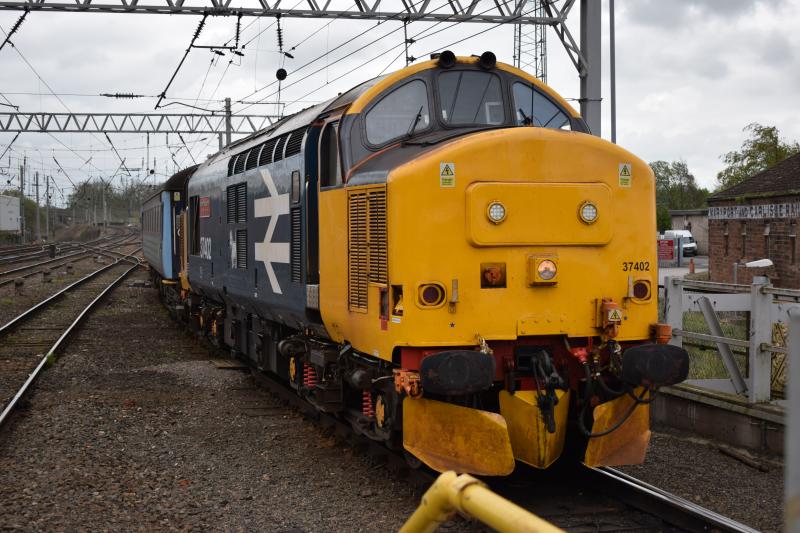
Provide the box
[0,227,132,264]
[0,233,139,288]
[240,353,758,532]
[0,251,141,430]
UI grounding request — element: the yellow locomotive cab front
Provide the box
[315,55,689,475]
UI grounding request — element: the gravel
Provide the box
[0,267,786,532]
[0,269,421,531]
[622,427,784,532]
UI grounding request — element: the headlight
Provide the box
[579,201,598,224]
[537,260,557,280]
[486,201,506,224]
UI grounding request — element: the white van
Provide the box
[663,229,698,257]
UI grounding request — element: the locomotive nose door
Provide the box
[303,116,343,315]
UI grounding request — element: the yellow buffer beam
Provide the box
[584,388,651,467]
[499,390,570,469]
[402,397,515,476]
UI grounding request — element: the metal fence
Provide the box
[664,276,800,404]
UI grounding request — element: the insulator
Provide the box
[362,390,374,419]
[276,17,283,53]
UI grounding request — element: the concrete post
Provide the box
[225,97,232,147]
[45,175,50,239]
[34,171,40,242]
[748,276,772,403]
[579,0,602,137]
[609,0,616,143]
[787,308,800,532]
[664,277,683,348]
[19,158,25,243]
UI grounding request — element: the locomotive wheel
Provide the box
[289,357,297,382]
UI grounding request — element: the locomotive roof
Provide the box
[208,75,386,166]
[202,54,582,170]
[144,164,199,204]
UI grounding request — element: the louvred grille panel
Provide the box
[291,206,302,283]
[348,186,387,312]
[236,229,247,269]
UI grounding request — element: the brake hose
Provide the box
[578,363,651,438]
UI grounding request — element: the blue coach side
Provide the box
[142,165,198,281]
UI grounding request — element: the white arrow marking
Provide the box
[254,167,290,294]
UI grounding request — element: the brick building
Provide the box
[669,208,709,255]
[707,153,800,288]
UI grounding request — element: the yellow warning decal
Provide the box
[608,308,623,322]
[618,163,632,188]
[440,162,455,188]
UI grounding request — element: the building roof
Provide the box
[669,208,708,216]
[709,153,800,201]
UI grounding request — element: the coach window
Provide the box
[512,82,570,130]
[438,71,504,126]
[365,80,430,146]
[320,122,343,187]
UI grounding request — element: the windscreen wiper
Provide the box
[518,107,533,126]
[406,106,424,138]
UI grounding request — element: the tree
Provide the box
[656,205,672,233]
[650,160,709,232]
[716,123,800,191]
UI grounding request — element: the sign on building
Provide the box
[709,203,800,220]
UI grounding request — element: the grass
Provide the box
[681,310,748,380]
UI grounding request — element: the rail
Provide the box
[0,260,140,428]
[588,467,758,533]
[0,248,142,336]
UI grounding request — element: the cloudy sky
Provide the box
[1,0,798,205]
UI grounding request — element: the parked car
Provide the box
[663,229,697,257]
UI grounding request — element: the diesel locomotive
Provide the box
[143,51,689,476]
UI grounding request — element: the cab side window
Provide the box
[512,82,570,130]
[320,122,343,188]
[364,80,430,146]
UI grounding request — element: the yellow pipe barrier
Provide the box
[399,471,565,533]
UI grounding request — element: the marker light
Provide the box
[537,260,557,281]
[579,201,598,224]
[418,283,446,307]
[487,201,507,224]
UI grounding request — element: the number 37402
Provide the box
[622,261,650,272]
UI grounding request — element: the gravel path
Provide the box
[0,267,786,532]
[622,427,783,532]
[0,269,421,531]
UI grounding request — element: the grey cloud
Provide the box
[624,0,769,28]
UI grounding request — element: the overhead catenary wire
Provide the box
[232,0,432,112]
[0,8,27,53]
[0,132,20,162]
[155,14,209,109]
[103,133,131,177]
[0,24,113,153]
[235,0,497,114]
[283,5,541,110]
